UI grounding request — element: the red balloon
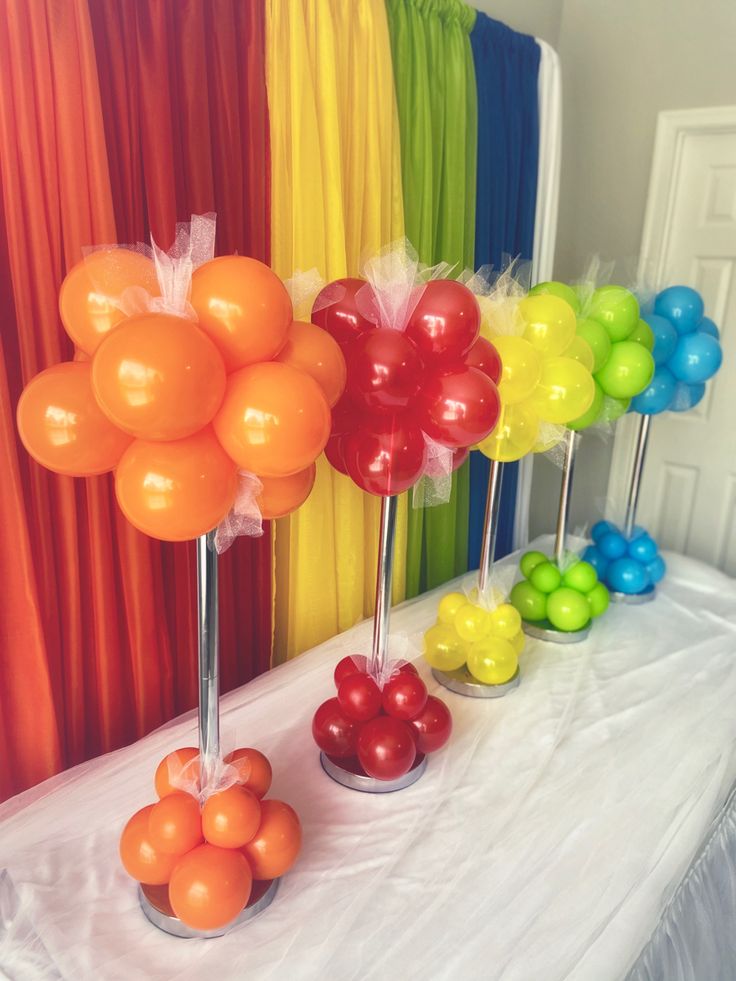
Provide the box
[311,278,377,349]
[343,416,427,496]
[417,367,500,448]
[346,328,422,412]
[330,394,361,436]
[357,716,417,781]
[406,280,480,361]
[337,673,382,722]
[395,661,418,676]
[465,336,502,384]
[382,672,428,721]
[334,654,368,687]
[312,698,360,758]
[408,695,452,754]
[324,434,349,476]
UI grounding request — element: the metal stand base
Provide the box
[609,584,657,605]
[432,666,520,699]
[320,751,427,793]
[522,619,591,644]
[138,877,279,939]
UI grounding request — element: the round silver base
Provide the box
[138,877,279,939]
[320,751,427,793]
[609,583,657,605]
[432,666,520,699]
[523,619,591,644]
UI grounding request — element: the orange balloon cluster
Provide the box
[120,746,302,932]
[16,249,345,540]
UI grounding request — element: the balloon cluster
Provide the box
[631,286,722,414]
[313,268,502,495]
[423,591,522,685]
[120,746,302,932]
[17,234,344,541]
[530,282,656,431]
[312,657,452,781]
[583,521,665,596]
[510,550,610,632]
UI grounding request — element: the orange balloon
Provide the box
[275,320,347,407]
[91,313,226,440]
[224,749,272,800]
[202,786,262,849]
[16,362,131,476]
[213,362,330,477]
[60,248,160,355]
[148,792,203,855]
[168,843,253,931]
[115,427,237,541]
[155,748,200,798]
[190,256,292,371]
[241,800,302,880]
[119,805,180,885]
[257,465,316,520]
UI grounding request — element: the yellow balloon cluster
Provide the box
[478,295,596,462]
[423,591,523,686]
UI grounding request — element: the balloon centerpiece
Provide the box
[510,548,610,636]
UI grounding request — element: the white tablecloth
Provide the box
[2,538,736,981]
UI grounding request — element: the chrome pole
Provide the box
[197,532,220,793]
[554,430,579,566]
[478,460,504,599]
[370,495,398,675]
[624,415,652,539]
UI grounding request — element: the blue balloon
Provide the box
[644,313,678,366]
[591,520,616,543]
[698,317,720,340]
[598,531,627,560]
[583,544,609,578]
[631,366,676,415]
[670,381,706,412]
[654,286,704,334]
[628,533,658,564]
[668,331,722,383]
[646,554,666,584]
[606,557,651,594]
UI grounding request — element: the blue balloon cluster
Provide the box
[584,521,666,595]
[632,286,722,415]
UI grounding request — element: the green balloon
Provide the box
[530,561,562,594]
[588,285,639,342]
[569,379,604,431]
[520,550,547,578]
[629,318,654,352]
[562,560,598,593]
[595,340,655,399]
[576,318,611,373]
[530,281,581,314]
[586,581,610,618]
[510,581,547,622]
[599,394,630,422]
[546,587,591,632]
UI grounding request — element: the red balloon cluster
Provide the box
[312,656,452,780]
[120,746,302,932]
[314,278,502,496]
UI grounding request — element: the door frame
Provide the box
[607,105,736,518]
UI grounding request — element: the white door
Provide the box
[608,106,736,573]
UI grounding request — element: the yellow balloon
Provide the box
[510,630,525,655]
[438,592,468,625]
[477,401,539,463]
[491,335,542,405]
[454,604,491,643]
[519,295,577,357]
[466,637,518,685]
[563,335,594,372]
[488,603,522,640]
[530,356,595,424]
[423,624,467,672]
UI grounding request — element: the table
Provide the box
[2,539,736,981]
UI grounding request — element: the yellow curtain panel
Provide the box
[266,0,407,663]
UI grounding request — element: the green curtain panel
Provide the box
[386,0,478,596]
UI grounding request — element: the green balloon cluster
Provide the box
[530,283,655,431]
[510,550,610,633]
